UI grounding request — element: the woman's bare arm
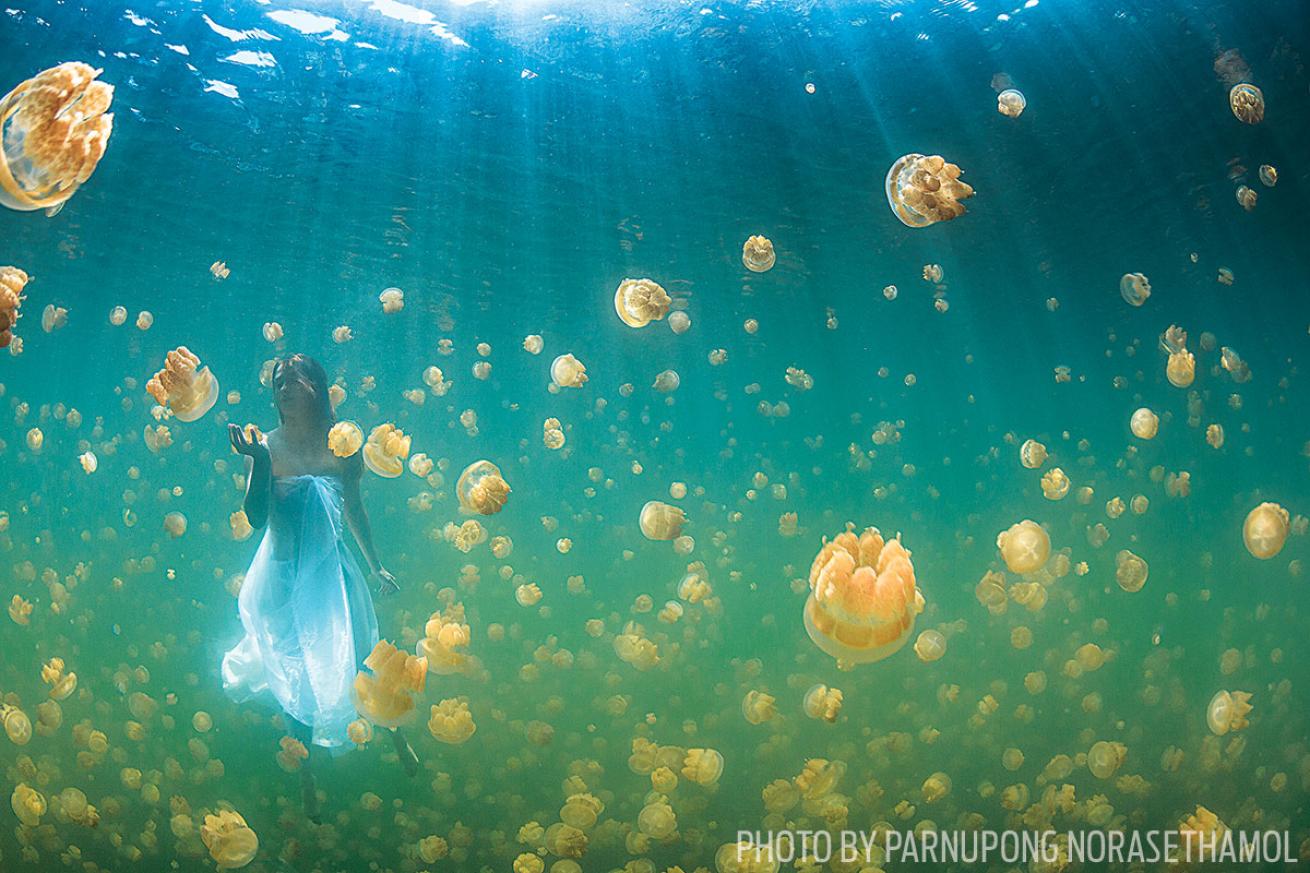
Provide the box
[342,455,399,595]
[230,424,271,529]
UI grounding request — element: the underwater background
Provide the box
[2,0,1309,870]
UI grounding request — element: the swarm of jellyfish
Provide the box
[885,153,974,227]
[0,62,114,215]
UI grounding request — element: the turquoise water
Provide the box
[2,0,1308,870]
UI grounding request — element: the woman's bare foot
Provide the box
[392,728,419,777]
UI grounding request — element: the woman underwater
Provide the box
[221,354,418,821]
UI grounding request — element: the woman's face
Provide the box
[274,364,317,417]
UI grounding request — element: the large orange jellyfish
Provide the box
[146,347,220,422]
[885,153,974,227]
[614,278,671,328]
[0,63,114,215]
[200,808,259,869]
[353,640,427,727]
[0,266,28,348]
[802,525,924,665]
[456,460,511,515]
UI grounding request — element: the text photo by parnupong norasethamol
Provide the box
[1,0,1309,870]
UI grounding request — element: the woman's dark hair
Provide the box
[272,354,336,426]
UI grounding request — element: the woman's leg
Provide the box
[290,719,322,823]
[391,727,419,777]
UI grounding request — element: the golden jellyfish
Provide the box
[1236,185,1257,211]
[922,263,944,283]
[682,748,724,786]
[1040,467,1070,500]
[146,347,220,422]
[614,278,671,328]
[418,604,471,675]
[10,783,45,827]
[1243,502,1289,559]
[1229,83,1264,124]
[1087,741,1127,779]
[456,460,511,515]
[668,309,691,334]
[275,736,308,772]
[804,525,923,665]
[40,303,67,332]
[8,594,33,625]
[26,427,43,452]
[378,287,404,313]
[0,63,114,215]
[136,310,153,330]
[802,683,843,722]
[514,854,544,873]
[1019,438,1047,469]
[652,369,681,393]
[1119,272,1151,307]
[1217,266,1234,285]
[327,420,363,458]
[352,640,427,727]
[1206,690,1253,735]
[1130,407,1159,439]
[362,423,410,477]
[885,153,974,227]
[741,690,777,725]
[78,450,97,474]
[913,629,946,662]
[347,718,372,746]
[164,511,188,538]
[229,511,252,541]
[261,322,282,343]
[210,261,230,280]
[637,800,677,838]
[921,771,952,803]
[427,697,476,744]
[200,809,259,870]
[742,235,776,272]
[1259,164,1277,186]
[1115,549,1149,592]
[551,353,588,388]
[0,265,28,348]
[996,88,1026,117]
[2,704,32,745]
[997,520,1050,575]
[418,836,449,863]
[639,500,686,541]
[109,304,127,325]
[1167,350,1195,387]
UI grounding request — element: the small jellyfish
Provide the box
[136,310,153,330]
[614,278,671,328]
[456,460,511,515]
[1243,502,1289,559]
[1019,439,1047,469]
[997,520,1049,574]
[922,263,944,283]
[1229,83,1264,124]
[682,748,724,785]
[551,353,588,388]
[362,423,410,478]
[1217,266,1234,285]
[1236,185,1257,211]
[741,690,777,725]
[922,771,952,803]
[262,322,283,343]
[109,304,127,325]
[327,420,363,458]
[1220,346,1251,382]
[146,347,220,422]
[1115,549,1148,592]
[742,235,776,272]
[1258,164,1277,187]
[1130,407,1159,439]
[886,153,974,227]
[883,284,898,301]
[637,800,677,838]
[996,89,1026,118]
[1206,690,1253,735]
[639,500,686,541]
[79,450,97,474]
[353,640,427,728]
[522,334,543,355]
[1167,350,1195,387]
[802,683,843,722]
[2,704,32,745]
[332,325,353,344]
[164,511,188,538]
[0,63,114,214]
[652,369,680,393]
[1119,273,1151,307]
[200,809,259,869]
[40,303,68,332]
[427,697,476,744]
[10,783,45,827]
[913,629,946,662]
[1040,467,1070,500]
[379,287,404,313]
[668,310,691,334]
[804,525,924,665]
[1087,741,1127,779]
[347,718,373,745]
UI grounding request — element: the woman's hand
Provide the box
[228,423,270,463]
[373,568,400,597]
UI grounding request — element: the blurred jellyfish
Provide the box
[639,501,686,541]
[922,263,944,283]
[1235,185,1257,211]
[362,423,410,477]
[40,303,67,332]
[886,154,974,227]
[10,783,45,826]
[1087,741,1127,779]
[0,63,114,215]
[803,525,924,665]
[1220,346,1251,382]
[1258,164,1277,187]
[551,354,588,388]
[996,89,1026,118]
[164,511,188,538]
[997,520,1049,574]
[668,310,691,334]
[742,235,776,272]
[2,704,32,745]
[1229,83,1264,124]
[614,278,671,328]
[1206,690,1253,735]
[379,287,404,313]
[741,690,777,725]
[1115,549,1149,592]
[200,809,258,869]
[456,460,511,515]
[1119,273,1151,307]
[146,347,220,422]
[652,369,680,393]
[1243,502,1289,559]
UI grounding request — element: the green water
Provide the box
[2,0,1308,870]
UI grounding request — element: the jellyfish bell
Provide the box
[0,63,114,215]
[1119,273,1151,307]
[803,525,924,665]
[327,420,364,458]
[1206,689,1253,735]
[1229,83,1264,124]
[551,354,588,388]
[1130,408,1159,440]
[1243,502,1290,559]
[997,520,1049,574]
[996,89,1026,118]
[200,809,259,870]
[362,423,410,478]
[614,278,671,328]
[1167,350,1195,388]
[742,235,776,272]
[353,640,427,728]
[146,347,220,422]
[456,460,511,515]
[1258,164,1277,187]
[885,153,974,227]
[639,501,686,541]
